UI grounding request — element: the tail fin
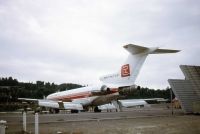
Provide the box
[100,44,180,87]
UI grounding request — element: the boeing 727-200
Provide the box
[19,44,180,113]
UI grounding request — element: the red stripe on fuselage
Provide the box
[49,88,118,101]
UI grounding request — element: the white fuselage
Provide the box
[46,85,119,106]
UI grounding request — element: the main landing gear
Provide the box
[49,108,60,114]
[94,106,101,112]
[71,110,79,113]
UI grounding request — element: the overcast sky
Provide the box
[0,0,200,89]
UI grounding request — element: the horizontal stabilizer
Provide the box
[123,44,148,54]
[152,48,180,54]
[124,44,180,55]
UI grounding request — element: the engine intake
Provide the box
[100,85,111,92]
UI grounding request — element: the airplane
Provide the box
[19,44,180,113]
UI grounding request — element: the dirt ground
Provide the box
[6,115,200,134]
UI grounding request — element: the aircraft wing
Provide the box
[18,98,83,110]
[118,98,168,108]
[143,98,168,103]
[18,98,39,102]
[98,99,150,111]
[118,99,149,108]
[98,98,168,111]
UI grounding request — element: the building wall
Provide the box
[168,65,200,114]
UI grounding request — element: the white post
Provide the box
[23,112,27,132]
[35,113,39,134]
[0,120,7,134]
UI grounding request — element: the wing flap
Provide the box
[63,102,83,110]
[38,100,59,108]
[119,99,148,108]
[39,100,83,110]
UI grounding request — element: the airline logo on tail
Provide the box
[121,64,130,77]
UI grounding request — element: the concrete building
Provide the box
[168,65,200,114]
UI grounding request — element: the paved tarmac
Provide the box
[1,107,183,124]
[1,104,199,134]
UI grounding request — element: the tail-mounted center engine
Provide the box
[100,85,111,93]
[118,85,140,95]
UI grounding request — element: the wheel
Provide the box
[55,109,60,114]
[34,107,41,113]
[94,106,101,112]
[49,108,59,114]
[71,109,79,113]
[49,108,54,114]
